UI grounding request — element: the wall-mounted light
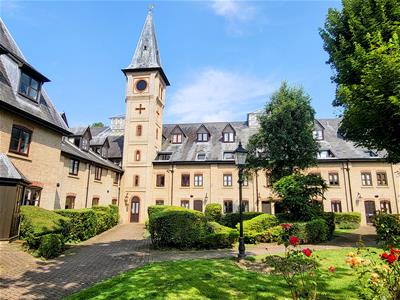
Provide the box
[124,193,129,206]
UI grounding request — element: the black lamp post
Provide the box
[234,141,248,259]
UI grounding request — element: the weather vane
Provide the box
[148,3,155,12]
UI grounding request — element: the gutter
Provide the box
[345,160,354,212]
[85,163,91,208]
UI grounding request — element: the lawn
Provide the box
[65,247,380,300]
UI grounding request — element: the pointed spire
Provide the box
[128,9,161,69]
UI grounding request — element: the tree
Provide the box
[320,0,400,162]
[246,82,319,182]
[91,122,104,128]
[273,173,328,221]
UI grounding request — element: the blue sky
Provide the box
[1,0,342,126]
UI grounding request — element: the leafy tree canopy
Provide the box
[246,82,319,182]
[91,122,104,128]
[320,0,400,162]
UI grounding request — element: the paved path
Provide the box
[0,224,377,300]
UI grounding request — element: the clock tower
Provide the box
[121,8,169,223]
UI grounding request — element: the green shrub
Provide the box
[20,206,70,248]
[373,213,400,247]
[148,205,172,218]
[337,221,360,229]
[201,222,239,249]
[108,204,119,226]
[92,205,119,234]
[334,212,361,230]
[292,218,329,244]
[149,207,208,249]
[240,214,278,232]
[321,212,335,240]
[205,204,222,222]
[56,209,97,242]
[37,233,65,259]
[220,212,264,228]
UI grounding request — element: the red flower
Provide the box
[328,265,335,273]
[381,252,389,260]
[387,254,397,264]
[289,236,300,246]
[281,223,292,229]
[302,248,312,257]
[390,247,400,255]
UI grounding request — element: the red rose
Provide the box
[381,252,389,260]
[281,223,292,229]
[387,254,397,264]
[328,265,335,273]
[289,236,300,246]
[390,247,400,255]
[302,248,312,257]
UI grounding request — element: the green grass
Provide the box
[334,228,357,236]
[20,206,69,234]
[64,247,381,300]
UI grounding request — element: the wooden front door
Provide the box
[364,201,376,224]
[130,197,140,223]
[193,200,203,212]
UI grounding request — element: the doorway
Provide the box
[364,201,376,224]
[130,197,140,223]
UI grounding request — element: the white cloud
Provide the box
[210,0,256,22]
[166,68,276,123]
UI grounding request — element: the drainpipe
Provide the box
[341,161,350,212]
[170,163,174,206]
[255,169,259,212]
[390,164,399,214]
[85,163,91,208]
[345,160,354,212]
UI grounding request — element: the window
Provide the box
[380,201,392,213]
[134,175,140,187]
[65,196,75,209]
[92,197,99,206]
[223,174,232,187]
[112,198,117,205]
[69,159,79,175]
[156,174,165,187]
[266,173,272,187]
[313,130,323,140]
[181,174,190,187]
[377,172,388,186]
[196,153,206,161]
[172,134,182,144]
[181,200,190,209]
[224,200,233,213]
[223,132,234,142]
[318,150,334,158]
[136,125,142,136]
[243,176,248,186]
[197,133,208,142]
[155,200,164,205]
[81,138,89,151]
[241,200,249,212]
[113,172,119,185]
[194,174,203,187]
[156,153,171,161]
[223,152,235,160]
[331,200,342,213]
[94,166,102,180]
[328,172,339,186]
[135,150,141,161]
[9,125,32,156]
[19,72,40,101]
[361,172,372,186]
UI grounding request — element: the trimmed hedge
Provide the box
[205,204,222,222]
[20,206,70,249]
[373,213,400,247]
[240,214,279,244]
[38,233,65,259]
[201,222,239,249]
[322,212,335,240]
[334,212,361,229]
[292,218,330,244]
[92,205,119,234]
[220,212,264,228]
[56,209,97,242]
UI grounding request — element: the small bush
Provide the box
[335,212,361,230]
[201,222,239,249]
[241,214,278,232]
[56,209,97,242]
[321,212,335,240]
[92,205,119,234]
[37,234,65,259]
[149,207,208,249]
[373,213,400,247]
[205,204,222,222]
[220,212,264,228]
[292,218,329,244]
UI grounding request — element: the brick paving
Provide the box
[0,224,377,300]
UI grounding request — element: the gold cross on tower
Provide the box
[135,104,146,114]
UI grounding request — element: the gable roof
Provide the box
[0,19,70,135]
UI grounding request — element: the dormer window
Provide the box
[222,124,235,143]
[197,133,208,142]
[81,138,89,151]
[156,152,172,161]
[172,134,182,144]
[223,151,235,160]
[313,130,323,140]
[101,146,108,158]
[317,150,335,159]
[196,153,206,161]
[19,72,41,101]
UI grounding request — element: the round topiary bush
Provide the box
[205,203,222,222]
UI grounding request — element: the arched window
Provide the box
[136,125,142,136]
[134,175,140,187]
[135,150,141,161]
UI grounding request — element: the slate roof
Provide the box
[61,139,122,172]
[0,19,70,135]
[69,126,88,136]
[0,153,30,183]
